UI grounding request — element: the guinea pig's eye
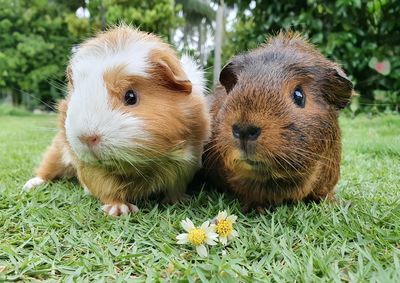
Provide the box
[292,88,305,108]
[124,90,138,106]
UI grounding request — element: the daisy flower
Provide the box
[212,211,238,245]
[176,218,218,257]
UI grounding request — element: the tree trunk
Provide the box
[11,89,20,106]
[200,19,208,66]
[198,23,203,66]
[183,24,189,48]
[99,4,106,31]
[213,1,224,86]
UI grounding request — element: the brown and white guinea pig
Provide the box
[23,26,210,216]
[203,32,353,213]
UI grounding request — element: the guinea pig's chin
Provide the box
[73,145,142,167]
[239,159,270,172]
[224,149,260,171]
[224,149,275,176]
[68,141,106,164]
[74,148,101,164]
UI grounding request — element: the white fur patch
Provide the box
[71,35,159,81]
[66,32,157,162]
[178,145,198,165]
[65,87,149,162]
[23,177,45,191]
[61,146,73,166]
[179,55,209,123]
[180,55,206,96]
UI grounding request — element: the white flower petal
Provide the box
[226,215,237,223]
[221,210,228,219]
[207,232,219,240]
[176,233,188,244]
[205,225,216,234]
[206,237,218,246]
[176,233,188,240]
[196,245,208,257]
[181,218,195,232]
[220,236,228,245]
[217,210,227,221]
[200,220,210,230]
[230,230,239,238]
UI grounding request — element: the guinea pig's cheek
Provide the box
[223,149,241,170]
[238,162,252,172]
[224,151,255,175]
[65,112,95,160]
[65,115,80,153]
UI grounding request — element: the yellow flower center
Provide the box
[216,220,233,237]
[187,228,206,245]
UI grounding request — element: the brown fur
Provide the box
[30,27,210,214]
[203,32,353,212]
[148,50,192,94]
[102,67,207,155]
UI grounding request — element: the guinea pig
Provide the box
[203,32,353,213]
[23,26,210,216]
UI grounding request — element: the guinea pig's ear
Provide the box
[219,61,242,93]
[149,53,192,94]
[323,66,353,109]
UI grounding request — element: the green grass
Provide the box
[0,104,32,117]
[1,113,399,282]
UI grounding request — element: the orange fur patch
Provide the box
[32,26,210,210]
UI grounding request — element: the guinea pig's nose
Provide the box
[232,124,261,141]
[79,134,101,147]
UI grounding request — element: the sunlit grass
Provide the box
[1,114,399,281]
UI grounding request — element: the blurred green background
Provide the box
[0,0,399,114]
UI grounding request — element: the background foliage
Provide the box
[0,0,177,110]
[222,0,400,113]
[0,0,398,113]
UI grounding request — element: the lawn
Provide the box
[0,113,399,282]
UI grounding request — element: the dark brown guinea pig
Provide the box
[203,32,353,213]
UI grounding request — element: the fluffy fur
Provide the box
[203,32,353,212]
[23,26,210,216]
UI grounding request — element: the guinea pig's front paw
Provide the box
[23,177,45,191]
[101,203,139,216]
[241,203,276,214]
[82,185,92,195]
[162,193,191,205]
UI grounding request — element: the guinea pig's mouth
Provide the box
[238,158,297,179]
[79,152,119,168]
[244,159,263,166]
[78,150,101,164]
[77,147,156,168]
[238,158,269,171]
